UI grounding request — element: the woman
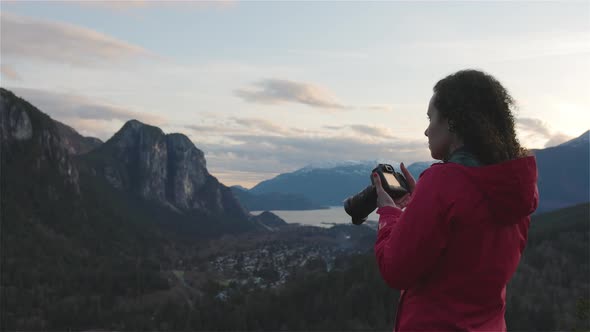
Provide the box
[374,69,538,331]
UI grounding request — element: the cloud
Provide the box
[323,124,397,138]
[544,132,573,148]
[201,133,430,175]
[234,79,392,112]
[516,117,573,148]
[0,64,20,81]
[177,115,431,186]
[60,118,122,141]
[184,116,298,138]
[323,125,345,131]
[231,117,292,135]
[285,49,369,61]
[349,125,396,138]
[234,78,350,110]
[208,170,280,189]
[517,117,552,137]
[9,87,167,140]
[363,104,394,112]
[1,12,156,66]
[67,0,237,11]
[185,124,231,134]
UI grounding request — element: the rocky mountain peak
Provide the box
[88,120,246,217]
[123,119,145,129]
[1,88,80,194]
[107,119,165,150]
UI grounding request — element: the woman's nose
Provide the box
[424,128,428,137]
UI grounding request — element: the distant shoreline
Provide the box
[250,206,378,229]
[250,205,338,214]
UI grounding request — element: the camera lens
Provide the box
[343,184,378,225]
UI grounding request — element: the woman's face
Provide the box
[425,93,454,160]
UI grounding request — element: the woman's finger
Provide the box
[400,162,417,192]
[373,173,388,194]
[374,172,396,208]
[372,172,382,189]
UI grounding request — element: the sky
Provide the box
[1,0,589,188]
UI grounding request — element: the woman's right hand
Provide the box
[394,162,416,209]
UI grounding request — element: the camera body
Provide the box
[371,164,409,199]
[344,163,410,225]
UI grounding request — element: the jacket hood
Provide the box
[453,156,539,224]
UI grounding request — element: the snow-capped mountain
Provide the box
[247,130,589,212]
[250,161,434,206]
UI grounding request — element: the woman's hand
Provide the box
[393,162,416,209]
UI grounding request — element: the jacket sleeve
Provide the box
[374,167,452,290]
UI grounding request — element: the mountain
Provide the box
[3,88,270,236]
[81,119,248,217]
[533,130,590,213]
[1,88,83,195]
[557,131,589,148]
[2,87,588,330]
[249,161,433,206]
[248,135,589,212]
[232,184,250,191]
[1,87,163,329]
[231,185,327,211]
[249,211,289,231]
[1,87,279,329]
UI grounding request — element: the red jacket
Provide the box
[375,156,539,332]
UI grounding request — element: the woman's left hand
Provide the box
[372,172,397,208]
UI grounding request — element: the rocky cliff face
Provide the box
[1,88,80,194]
[2,87,257,234]
[86,119,248,218]
[0,99,33,141]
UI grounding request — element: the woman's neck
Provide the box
[444,141,465,161]
[445,144,483,167]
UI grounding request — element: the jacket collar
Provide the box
[447,146,482,167]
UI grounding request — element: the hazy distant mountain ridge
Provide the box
[231,186,327,211]
[247,134,588,213]
[533,130,589,213]
[249,161,432,206]
[557,130,589,148]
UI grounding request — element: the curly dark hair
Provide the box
[433,69,529,165]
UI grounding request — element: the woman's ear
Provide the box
[447,119,456,133]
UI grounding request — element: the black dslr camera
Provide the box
[344,164,410,225]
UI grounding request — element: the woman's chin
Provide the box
[430,151,443,161]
